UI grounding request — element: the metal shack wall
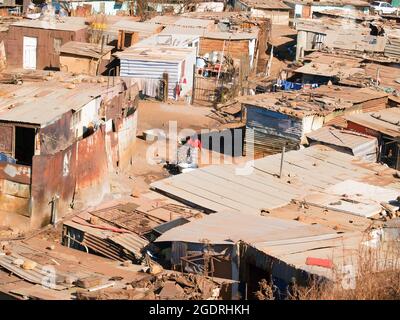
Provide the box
[40,112,75,155]
[75,127,110,207]
[244,105,302,156]
[0,124,13,156]
[5,25,87,70]
[120,59,180,98]
[31,144,77,228]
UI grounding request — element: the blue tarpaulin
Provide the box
[277,80,319,91]
[0,152,16,164]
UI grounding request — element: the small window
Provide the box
[54,38,62,54]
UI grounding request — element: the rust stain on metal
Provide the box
[31,144,77,227]
[75,127,109,205]
[0,124,13,153]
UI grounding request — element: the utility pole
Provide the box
[279,143,286,179]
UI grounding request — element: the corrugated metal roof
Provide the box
[237,89,356,118]
[155,210,363,281]
[295,63,364,78]
[111,20,161,33]
[155,211,338,244]
[148,16,214,29]
[60,41,113,59]
[109,233,149,257]
[306,126,378,159]
[251,231,364,280]
[239,0,291,9]
[303,179,400,218]
[139,32,199,47]
[151,144,399,215]
[115,45,196,62]
[64,219,149,259]
[0,251,72,290]
[346,108,400,137]
[0,72,129,126]
[11,17,87,31]
[161,25,259,40]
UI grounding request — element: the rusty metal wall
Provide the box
[5,26,88,70]
[0,163,31,217]
[105,128,119,172]
[75,127,110,207]
[0,124,13,155]
[104,92,124,120]
[31,144,77,228]
[0,162,30,185]
[39,111,74,155]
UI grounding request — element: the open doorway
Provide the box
[15,126,35,166]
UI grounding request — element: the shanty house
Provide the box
[152,145,400,296]
[161,25,260,71]
[234,0,291,25]
[346,108,400,170]
[59,41,114,76]
[137,31,201,56]
[286,0,371,19]
[0,71,139,230]
[293,52,365,85]
[237,86,388,157]
[5,17,88,70]
[295,17,386,60]
[115,45,196,100]
[107,20,164,50]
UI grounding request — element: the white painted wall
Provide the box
[72,97,101,138]
[70,1,129,15]
[301,115,325,143]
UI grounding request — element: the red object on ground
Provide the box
[188,138,202,149]
[305,257,333,269]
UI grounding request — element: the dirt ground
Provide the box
[136,100,224,135]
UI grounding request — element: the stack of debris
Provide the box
[62,210,151,262]
[77,272,222,300]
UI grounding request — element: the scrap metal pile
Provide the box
[77,272,222,300]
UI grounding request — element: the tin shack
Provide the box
[0,71,139,230]
[5,17,88,70]
[238,86,388,157]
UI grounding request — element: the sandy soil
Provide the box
[137,100,223,134]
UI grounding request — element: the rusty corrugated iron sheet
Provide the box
[105,129,119,171]
[0,162,30,184]
[39,111,74,155]
[75,127,109,207]
[63,219,148,261]
[31,144,77,228]
[0,124,13,154]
